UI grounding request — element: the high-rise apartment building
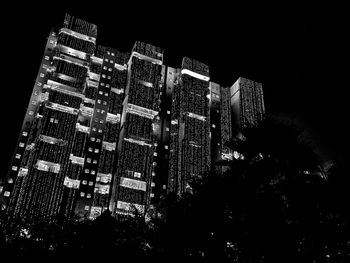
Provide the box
[0,14,265,222]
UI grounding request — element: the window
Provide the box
[164,145,168,149]
[162,185,166,190]
[107,51,110,55]
[134,172,141,178]
[107,76,111,80]
[101,82,105,86]
[150,193,154,198]
[88,147,93,152]
[90,170,95,175]
[166,127,169,131]
[15,154,21,159]
[40,73,45,78]
[106,84,110,88]
[44,56,49,60]
[212,124,216,128]
[103,101,107,105]
[110,60,114,63]
[85,169,90,173]
[80,192,85,197]
[94,149,99,153]
[19,142,25,147]
[91,137,96,141]
[4,191,10,197]
[49,40,54,44]
[104,93,109,96]
[101,110,105,114]
[31,101,37,105]
[8,178,14,184]
[84,205,90,211]
[105,58,109,62]
[12,166,18,171]
[99,120,104,124]
[86,158,91,163]
[88,181,94,186]
[37,82,42,87]
[22,131,28,136]
[103,66,107,70]
[111,53,115,56]
[93,160,98,164]
[99,91,103,95]
[153,152,157,156]
[97,99,101,104]
[82,180,87,185]
[98,129,102,133]
[102,74,106,78]
[87,194,91,198]
[96,138,101,143]
[108,68,112,72]
[167,110,170,114]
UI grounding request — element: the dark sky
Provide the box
[1,2,348,177]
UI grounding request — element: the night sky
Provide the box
[1,3,348,178]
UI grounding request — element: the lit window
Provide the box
[111,53,115,56]
[166,127,169,131]
[49,40,54,44]
[22,131,28,136]
[87,194,91,198]
[12,166,17,171]
[94,149,99,153]
[99,91,103,95]
[162,185,166,190]
[104,93,109,96]
[98,129,102,133]
[90,170,95,175]
[164,145,168,149]
[103,66,107,70]
[88,147,93,152]
[99,120,103,124]
[96,138,101,143]
[107,76,111,80]
[31,101,37,105]
[45,56,49,60]
[110,60,114,63]
[80,192,85,197]
[212,124,216,128]
[15,154,21,159]
[86,158,91,163]
[28,111,34,116]
[108,68,112,72]
[101,110,105,114]
[97,99,101,104]
[88,181,93,186]
[82,180,87,185]
[134,172,141,178]
[19,143,25,147]
[8,178,14,184]
[85,169,90,173]
[107,51,110,55]
[4,191,10,197]
[153,152,157,156]
[40,73,45,78]
[105,58,109,62]
[106,84,110,88]
[84,205,90,211]
[167,110,170,114]
[93,160,97,164]
[103,101,107,105]
[101,82,105,86]
[150,193,154,198]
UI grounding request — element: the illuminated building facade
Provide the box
[230,77,265,134]
[0,14,265,222]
